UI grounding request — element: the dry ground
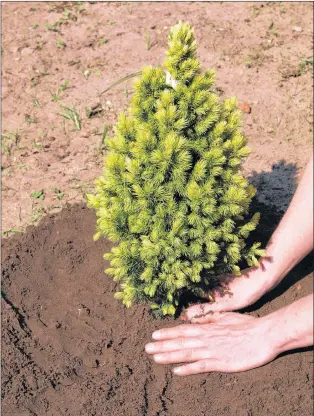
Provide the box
[2,1,313,235]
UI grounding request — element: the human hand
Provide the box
[145,311,279,375]
[181,266,273,323]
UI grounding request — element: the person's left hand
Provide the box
[145,312,279,376]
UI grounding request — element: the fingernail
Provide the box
[145,343,154,353]
[154,354,163,362]
[152,331,160,340]
[173,367,182,374]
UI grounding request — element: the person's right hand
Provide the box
[180,265,274,323]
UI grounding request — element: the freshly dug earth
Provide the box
[2,204,313,416]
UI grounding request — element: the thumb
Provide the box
[191,311,255,324]
[180,301,232,321]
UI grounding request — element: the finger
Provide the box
[173,359,222,376]
[192,311,255,324]
[152,323,204,340]
[145,336,204,355]
[191,311,230,324]
[153,348,211,364]
[180,297,235,321]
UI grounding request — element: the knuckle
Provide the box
[177,337,185,347]
[184,349,194,360]
[199,360,208,372]
[157,341,164,350]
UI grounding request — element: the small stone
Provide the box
[292,26,302,32]
[238,103,251,114]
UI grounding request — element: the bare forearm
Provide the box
[263,294,314,353]
[260,157,313,290]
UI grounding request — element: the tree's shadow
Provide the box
[177,160,313,317]
[249,160,298,212]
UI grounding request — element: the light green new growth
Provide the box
[87,22,265,316]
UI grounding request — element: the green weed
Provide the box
[145,31,152,51]
[24,114,37,124]
[58,104,82,130]
[33,142,43,150]
[32,98,41,108]
[31,189,45,200]
[30,208,45,223]
[3,228,24,237]
[56,38,66,49]
[1,131,20,155]
[50,80,69,101]
[44,23,60,32]
[54,189,64,200]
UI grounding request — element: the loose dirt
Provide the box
[2,203,313,416]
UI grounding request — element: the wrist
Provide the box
[255,313,284,357]
[256,253,291,293]
[258,296,314,355]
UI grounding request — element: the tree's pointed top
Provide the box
[164,21,200,84]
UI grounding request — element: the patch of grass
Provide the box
[99,124,108,151]
[56,38,66,49]
[62,8,77,22]
[145,31,152,51]
[35,40,46,51]
[267,22,279,37]
[24,114,37,125]
[243,51,265,68]
[99,39,108,45]
[300,58,314,66]
[60,80,70,91]
[1,131,20,155]
[30,208,45,223]
[3,228,24,237]
[44,23,60,32]
[54,188,64,200]
[32,23,39,29]
[32,98,41,108]
[31,189,45,200]
[252,5,263,18]
[17,164,27,170]
[50,80,69,101]
[279,2,287,14]
[33,141,43,151]
[58,104,82,130]
[108,20,116,25]
[30,7,37,12]
[99,70,142,97]
[50,91,60,102]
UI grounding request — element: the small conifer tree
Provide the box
[87,22,265,316]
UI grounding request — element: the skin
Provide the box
[145,157,313,375]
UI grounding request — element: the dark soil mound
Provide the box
[2,204,313,416]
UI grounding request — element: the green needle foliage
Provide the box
[87,22,265,316]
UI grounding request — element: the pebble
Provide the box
[292,26,302,32]
[238,103,252,114]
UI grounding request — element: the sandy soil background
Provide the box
[2,1,313,234]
